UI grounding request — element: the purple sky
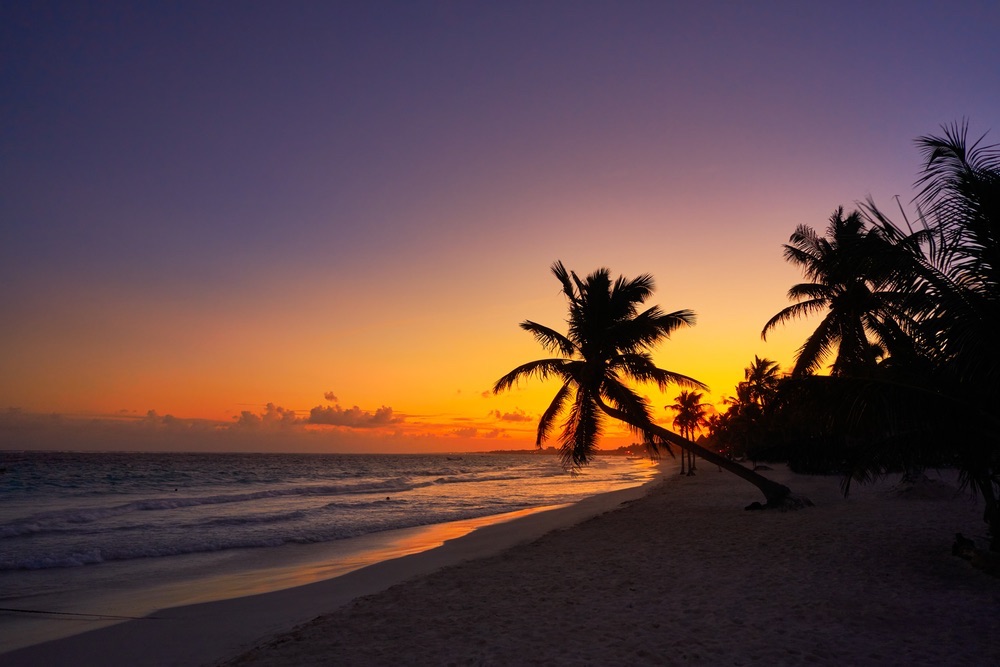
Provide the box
[2,1,998,451]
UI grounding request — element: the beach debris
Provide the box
[745,493,814,511]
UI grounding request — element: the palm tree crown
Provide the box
[742,356,782,408]
[493,261,705,467]
[912,122,1000,389]
[667,390,711,441]
[495,262,803,507]
[762,207,910,376]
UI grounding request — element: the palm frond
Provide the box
[792,310,838,376]
[761,299,826,339]
[613,307,695,353]
[613,355,708,392]
[600,379,657,441]
[559,388,604,468]
[551,261,576,302]
[519,320,575,357]
[786,282,833,301]
[492,359,570,394]
[536,382,572,446]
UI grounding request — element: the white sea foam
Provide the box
[0,452,655,572]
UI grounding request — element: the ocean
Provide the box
[0,451,656,652]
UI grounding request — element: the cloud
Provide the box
[234,403,299,429]
[0,407,524,454]
[324,391,338,402]
[490,408,532,422]
[308,404,400,428]
[235,411,262,428]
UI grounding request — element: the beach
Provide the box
[7,463,999,666]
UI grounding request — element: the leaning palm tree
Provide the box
[667,390,711,475]
[761,208,911,377]
[494,261,805,507]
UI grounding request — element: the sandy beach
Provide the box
[226,466,999,667]
[7,464,999,666]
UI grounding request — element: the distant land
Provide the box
[484,445,639,456]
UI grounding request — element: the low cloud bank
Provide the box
[490,408,532,422]
[0,394,408,453]
[308,404,399,427]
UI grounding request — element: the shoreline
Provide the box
[227,465,998,666]
[2,467,664,666]
[9,464,998,666]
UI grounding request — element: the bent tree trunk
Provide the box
[597,400,810,508]
[974,477,1000,553]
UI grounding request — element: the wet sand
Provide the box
[2,476,656,666]
[225,466,999,666]
[7,464,998,666]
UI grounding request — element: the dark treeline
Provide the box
[709,121,1000,550]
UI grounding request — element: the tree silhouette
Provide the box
[861,121,1000,548]
[667,390,711,475]
[494,261,806,507]
[762,208,910,376]
[708,357,784,467]
[742,356,782,408]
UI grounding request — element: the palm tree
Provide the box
[910,122,1000,395]
[668,393,691,475]
[862,121,1000,547]
[494,261,805,507]
[667,390,711,475]
[707,358,784,468]
[761,207,911,377]
[742,356,781,409]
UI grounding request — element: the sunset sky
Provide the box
[2,1,998,452]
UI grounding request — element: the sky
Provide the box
[2,0,998,453]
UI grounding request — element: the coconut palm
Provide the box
[707,358,785,467]
[911,122,1000,392]
[667,390,711,475]
[761,207,911,377]
[742,356,781,409]
[494,261,804,507]
[862,122,1000,547]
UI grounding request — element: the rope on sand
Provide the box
[0,607,160,621]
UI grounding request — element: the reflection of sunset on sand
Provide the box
[3,3,1000,665]
[224,468,998,666]
[4,475,657,666]
[12,465,995,665]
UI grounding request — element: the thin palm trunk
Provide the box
[597,398,799,506]
[974,477,1000,552]
[679,430,687,475]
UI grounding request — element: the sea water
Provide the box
[0,451,656,652]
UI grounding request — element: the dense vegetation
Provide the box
[495,121,997,540]
[709,122,1000,548]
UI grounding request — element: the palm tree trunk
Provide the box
[597,399,808,508]
[679,427,687,475]
[974,477,1000,553]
